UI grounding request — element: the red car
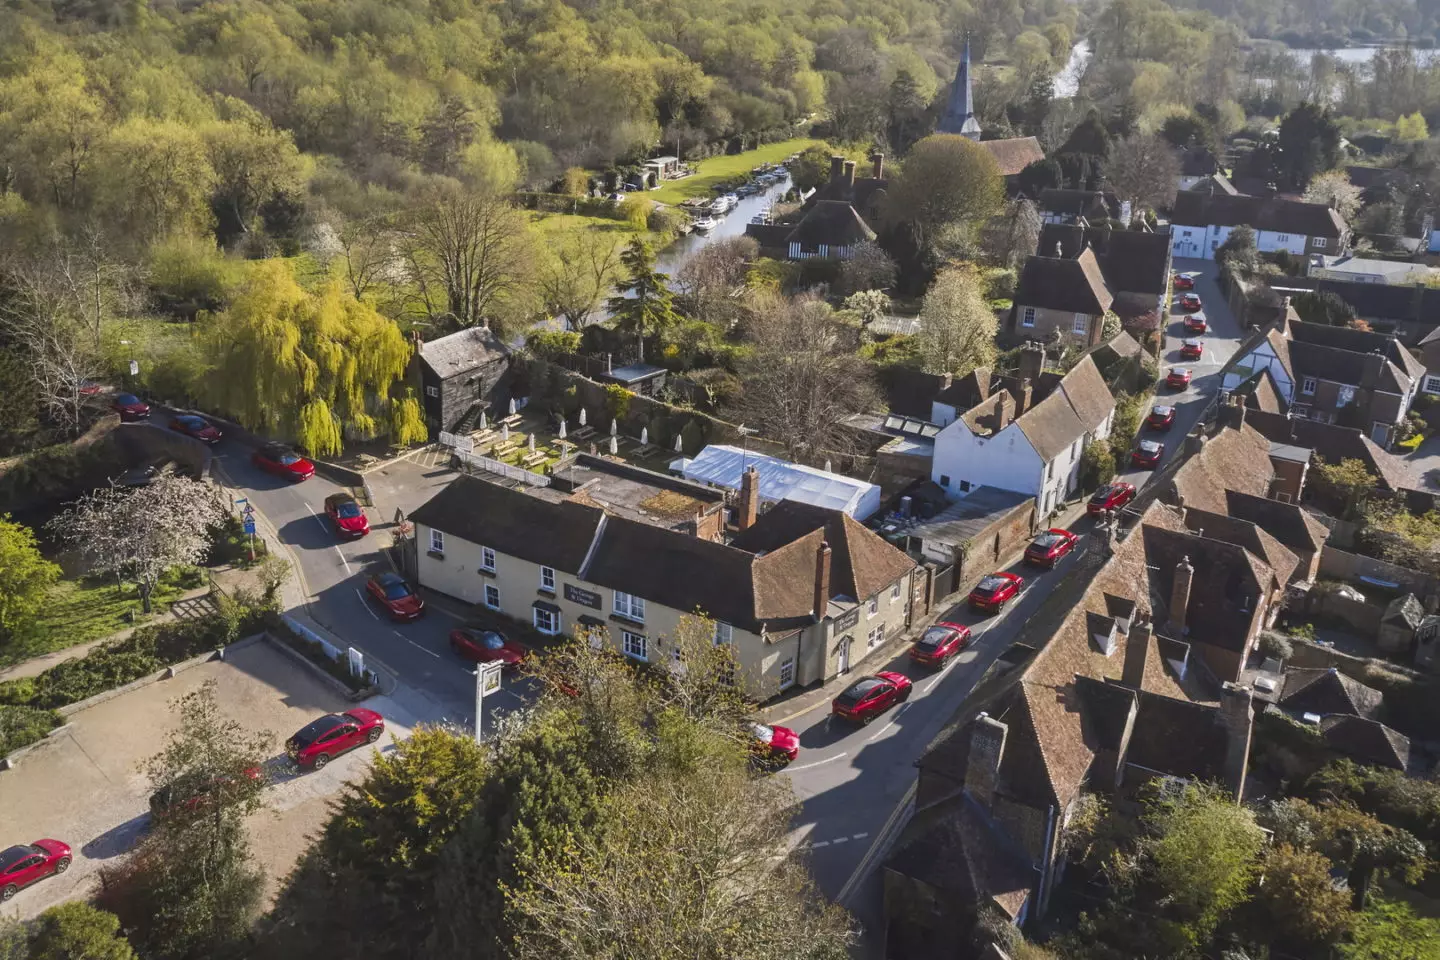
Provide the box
[1132,439,1165,468]
[366,572,424,620]
[1172,274,1195,291]
[969,571,1024,614]
[1088,481,1136,515]
[1166,367,1192,390]
[1178,292,1202,312]
[286,709,385,769]
[1180,339,1204,360]
[111,392,150,421]
[909,622,971,666]
[325,492,370,538]
[450,627,526,667]
[169,414,222,444]
[831,671,912,724]
[1147,404,1176,430]
[1183,313,1208,334]
[252,442,315,481]
[1025,528,1079,568]
[150,766,263,821]
[749,722,800,764]
[0,840,71,902]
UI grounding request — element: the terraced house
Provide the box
[408,458,917,698]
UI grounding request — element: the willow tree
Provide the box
[200,262,424,455]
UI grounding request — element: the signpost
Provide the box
[238,499,257,561]
[346,647,365,678]
[474,661,505,742]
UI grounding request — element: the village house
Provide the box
[411,327,513,434]
[1266,275,1440,345]
[1034,224,1173,322]
[1170,191,1350,260]
[1175,147,1221,191]
[1034,188,1124,226]
[408,462,917,700]
[1010,248,1114,348]
[745,154,887,261]
[935,38,1046,180]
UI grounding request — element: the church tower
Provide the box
[937,37,982,140]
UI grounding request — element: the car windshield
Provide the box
[336,501,362,518]
[975,575,1008,595]
[276,452,301,465]
[291,715,343,747]
[836,678,882,706]
[179,416,204,427]
[1153,406,1173,416]
[116,393,140,405]
[750,723,775,744]
[0,846,36,871]
[1140,441,1161,453]
[917,626,952,649]
[1172,369,1190,377]
[480,632,505,650]
[1091,485,1116,503]
[382,580,412,600]
[1033,533,1065,549]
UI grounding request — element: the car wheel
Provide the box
[861,713,874,725]
[366,727,382,743]
[312,754,330,770]
[0,885,14,902]
[899,687,912,702]
[53,857,70,875]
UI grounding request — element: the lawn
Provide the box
[648,138,824,205]
[528,211,649,245]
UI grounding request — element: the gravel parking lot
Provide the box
[0,640,415,920]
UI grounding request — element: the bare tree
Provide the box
[336,214,403,304]
[536,228,623,330]
[837,240,897,294]
[735,293,878,462]
[0,256,103,439]
[1106,134,1181,217]
[49,473,226,612]
[675,236,756,327]
[986,197,1042,270]
[916,267,999,375]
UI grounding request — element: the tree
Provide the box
[915,267,998,375]
[675,236,756,327]
[882,134,1003,261]
[0,515,60,644]
[560,167,590,197]
[617,194,653,230]
[1395,112,1429,142]
[537,229,623,330]
[28,903,136,960]
[1160,112,1217,152]
[1215,224,1258,274]
[1277,102,1343,192]
[1342,895,1440,960]
[1105,134,1180,214]
[986,197,1041,272]
[788,144,835,193]
[837,240,897,294]
[198,263,422,455]
[1247,843,1352,949]
[843,289,892,337]
[1311,457,1376,520]
[1057,110,1113,161]
[606,238,679,363]
[1294,289,1357,327]
[48,473,225,613]
[1304,170,1364,222]
[201,114,308,245]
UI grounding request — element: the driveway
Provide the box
[0,641,418,920]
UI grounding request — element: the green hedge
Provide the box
[0,703,63,756]
[268,618,374,693]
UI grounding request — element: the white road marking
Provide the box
[333,547,352,574]
[830,836,849,844]
[786,752,848,773]
[852,833,869,840]
[356,588,381,620]
[867,702,911,742]
[303,502,329,533]
[396,631,441,659]
[812,840,830,848]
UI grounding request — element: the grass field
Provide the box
[648,138,824,205]
[528,211,648,243]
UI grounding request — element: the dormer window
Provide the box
[1302,377,1317,395]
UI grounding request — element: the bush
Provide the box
[1080,440,1116,491]
[0,703,62,755]
[268,619,375,692]
[1257,632,1294,661]
[525,330,582,361]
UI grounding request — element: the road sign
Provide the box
[346,647,365,678]
[128,360,139,376]
[242,518,256,535]
[242,504,255,515]
[474,660,506,743]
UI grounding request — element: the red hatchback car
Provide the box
[111,392,150,421]
[831,671,912,724]
[1183,313,1208,334]
[169,414,222,444]
[1178,292,1202,311]
[1025,528,1079,568]
[910,622,971,667]
[1147,404,1176,430]
[150,766,263,822]
[1088,481,1136,515]
[750,722,800,764]
[366,573,424,620]
[1132,439,1165,468]
[252,442,315,481]
[450,627,526,667]
[0,840,71,901]
[1180,339,1204,360]
[1172,273,1195,291]
[325,492,370,538]
[286,709,385,769]
[1166,368,1192,390]
[969,571,1024,614]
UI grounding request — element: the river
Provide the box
[653,173,795,277]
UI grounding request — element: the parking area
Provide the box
[363,445,461,520]
[0,641,416,919]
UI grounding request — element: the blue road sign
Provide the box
[242,518,257,535]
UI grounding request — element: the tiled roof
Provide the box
[785,200,876,249]
[1169,422,1275,514]
[1036,188,1121,220]
[410,474,603,572]
[1230,367,1288,414]
[1073,675,1136,750]
[1186,174,1240,195]
[934,368,991,410]
[1243,410,1411,492]
[1036,225,1172,296]
[1142,525,1271,653]
[1180,507,1301,586]
[1173,192,1347,238]
[1012,355,1115,461]
[884,793,1035,919]
[981,136,1046,177]
[1222,490,1329,556]
[1124,690,1229,782]
[417,326,510,380]
[1320,715,1411,770]
[1383,593,1425,629]
[961,391,1016,437]
[1281,667,1383,719]
[1015,248,1115,315]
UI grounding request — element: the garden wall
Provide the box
[1319,545,1437,598]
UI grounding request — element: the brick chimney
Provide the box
[1122,616,1152,689]
[829,155,845,184]
[1018,341,1045,385]
[1220,682,1254,802]
[843,160,857,189]
[1219,393,1247,431]
[813,540,832,620]
[964,713,1009,810]
[738,465,760,531]
[871,152,885,179]
[1169,555,1194,636]
[1015,376,1034,415]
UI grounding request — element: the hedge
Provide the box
[0,703,63,756]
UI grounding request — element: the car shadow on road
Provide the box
[81,814,150,860]
[278,516,343,552]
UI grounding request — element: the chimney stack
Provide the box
[1122,617,1152,689]
[738,465,760,531]
[813,540,832,620]
[1016,376,1034,415]
[964,713,1009,810]
[843,160,857,189]
[1169,555,1194,636]
[1219,393,1247,432]
[829,155,845,184]
[1220,682,1255,802]
[1018,341,1045,385]
[871,152,885,180]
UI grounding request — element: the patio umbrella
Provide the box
[559,420,567,439]
[501,424,509,442]
[528,434,536,453]
[610,418,618,437]
[640,427,649,446]
[479,412,488,430]
[579,408,588,426]
[509,397,517,415]
[674,434,684,453]
[824,459,832,472]
[609,435,618,455]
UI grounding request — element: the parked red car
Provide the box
[1172,273,1195,291]
[325,492,370,538]
[286,709,385,769]
[1132,439,1165,468]
[449,627,526,667]
[831,672,912,724]
[366,572,425,620]
[169,414,222,444]
[1025,528,1079,568]
[1147,404,1176,430]
[1088,481,1136,515]
[0,840,71,902]
[749,722,800,764]
[252,442,315,481]
[1178,292,1202,311]
[1180,339,1204,360]
[969,571,1024,614]
[111,392,150,421]
[1166,367,1192,390]
[1183,313,1208,334]
[909,622,971,666]
[150,766,263,822]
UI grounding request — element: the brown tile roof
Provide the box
[1223,490,1329,556]
[1169,423,1275,514]
[750,529,826,625]
[1015,248,1115,316]
[961,391,1016,437]
[1012,355,1115,461]
[1037,225,1173,297]
[1073,675,1136,750]
[934,368,991,409]
[884,793,1035,919]
[1231,367,1288,414]
[1181,507,1300,587]
[1244,410,1411,492]
[1124,690,1230,782]
[1172,192,1348,239]
[981,136,1045,177]
[785,200,876,249]
[1281,667,1383,719]
[1320,715,1411,770]
[410,474,604,572]
[1141,526,1271,653]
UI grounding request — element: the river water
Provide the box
[653,173,795,277]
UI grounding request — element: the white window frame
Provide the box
[1425,374,1440,395]
[867,596,879,619]
[1072,313,1088,335]
[1275,233,1288,242]
[1021,306,1036,328]
[890,581,902,602]
[867,624,884,648]
[614,591,646,623]
[480,547,496,572]
[778,656,795,689]
[484,584,500,609]
[1313,237,1327,249]
[1337,385,1356,406]
[429,529,445,554]
[534,606,560,635]
[1301,377,1317,395]
[1292,404,1311,418]
[540,566,555,591]
[713,621,732,646]
[425,385,439,398]
[622,630,647,661]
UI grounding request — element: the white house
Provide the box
[930,356,1116,517]
[1220,326,1298,401]
[1170,193,1349,261]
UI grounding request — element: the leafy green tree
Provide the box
[915,267,997,375]
[606,238,679,364]
[1160,111,1216,152]
[1247,843,1353,949]
[882,134,1003,262]
[201,111,309,245]
[786,145,835,193]
[1395,112,1430,142]
[28,903,137,960]
[1277,102,1343,192]
[1342,895,1440,960]
[1294,290,1357,327]
[0,515,60,644]
[1304,170,1364,222]
[1310,457,1377,520]
[1215,224,1258,274]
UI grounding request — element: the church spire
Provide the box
[937,35,982,140]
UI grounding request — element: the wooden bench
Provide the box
[520,451,548,468]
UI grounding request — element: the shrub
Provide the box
[525,330,582,361]
[1257,632,1294,660]
[0,703,61,755]
[1080,440,1116,491]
